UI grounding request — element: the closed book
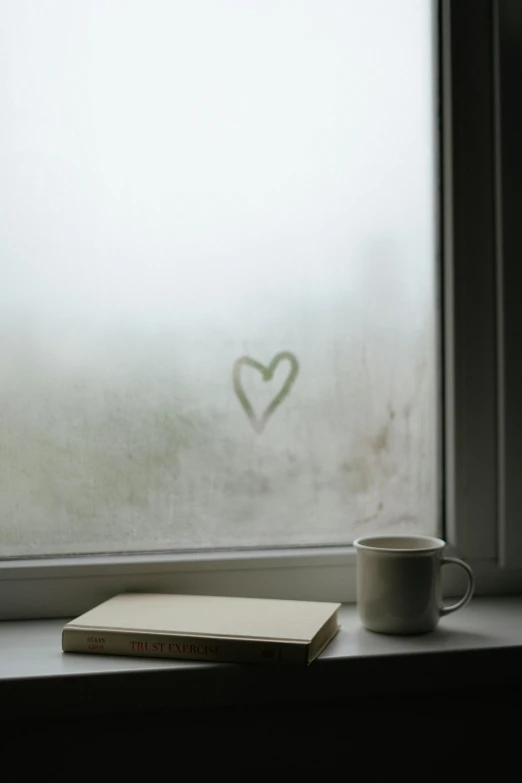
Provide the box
[62,593,340,665]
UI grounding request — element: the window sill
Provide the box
[2,595,522,720]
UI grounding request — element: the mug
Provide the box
[353,535,475,634]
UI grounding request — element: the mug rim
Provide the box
[353,535,446,554]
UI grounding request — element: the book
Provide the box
[62,593,341,665]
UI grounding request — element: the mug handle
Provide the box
[440,557,475,616]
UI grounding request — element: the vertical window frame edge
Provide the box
[441,0,500,561]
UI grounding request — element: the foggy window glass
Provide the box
[0,0,436,556]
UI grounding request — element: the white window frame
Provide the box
[2,0,522,621]
[442,0,522,593]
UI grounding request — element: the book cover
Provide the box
[62,593,341,665]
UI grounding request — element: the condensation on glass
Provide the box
[0,1,437,555]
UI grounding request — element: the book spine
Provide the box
[62,627,308,665]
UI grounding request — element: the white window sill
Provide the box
[2,595,522,720]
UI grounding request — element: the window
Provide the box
[1,0,520,619]
[1,0,435,556]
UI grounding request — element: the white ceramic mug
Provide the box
[353,535,475,634]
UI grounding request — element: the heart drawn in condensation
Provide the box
[233,351,299,434]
